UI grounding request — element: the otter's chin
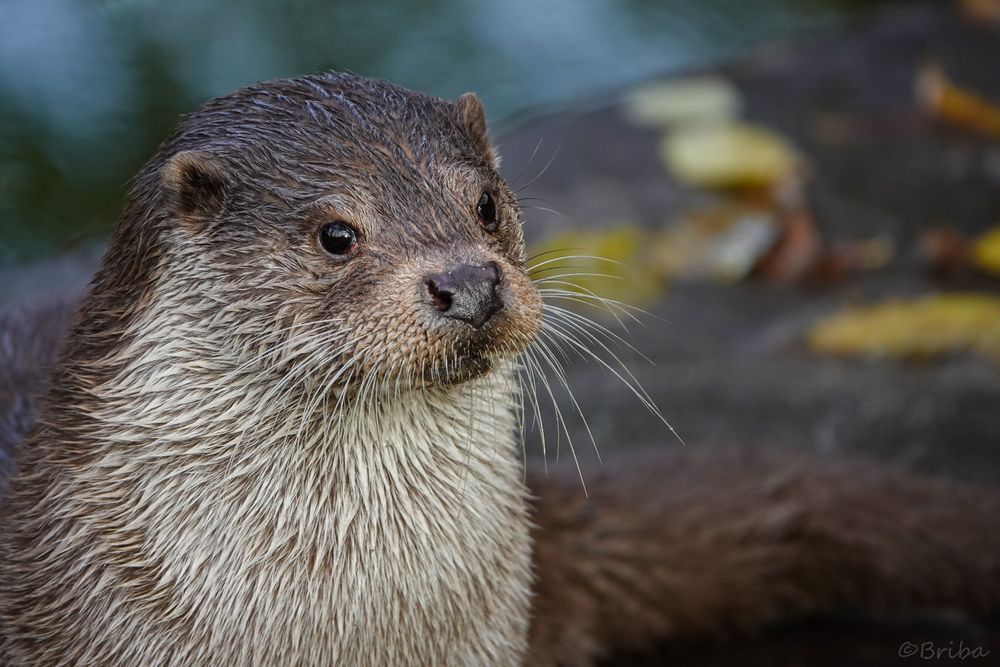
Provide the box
[429,355,494,387]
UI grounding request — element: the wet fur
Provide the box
[527,449,1000,666]
[1,73,999,665]
[0,73,538,666]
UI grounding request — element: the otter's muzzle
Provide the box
[425,262,502,329]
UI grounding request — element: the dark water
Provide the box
[0,0,893,265]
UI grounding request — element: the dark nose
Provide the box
[425,262,502,328]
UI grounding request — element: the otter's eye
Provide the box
[319,221,358,256]
[476,191,498,231]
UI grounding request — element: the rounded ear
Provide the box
[160,150,232,217]
[456,92,499,168]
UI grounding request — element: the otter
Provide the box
[0,73,998,666]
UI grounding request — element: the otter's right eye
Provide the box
[319,222,358,256]
[476,191,498,231]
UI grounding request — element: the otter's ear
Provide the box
[160,150,231,217]
[457,92,499,168]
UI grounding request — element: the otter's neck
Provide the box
[8,352,533,666]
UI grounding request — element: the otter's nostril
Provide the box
[427,278,454,313]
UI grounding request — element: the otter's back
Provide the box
[0,300,76,494]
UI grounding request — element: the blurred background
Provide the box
[0,0,902,264]
[2,1,1000,660]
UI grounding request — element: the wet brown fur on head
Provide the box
[83,72,541,398]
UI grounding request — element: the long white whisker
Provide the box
[543,305,653,365]
[530,269,625,282]
[532,333,602,466]
[511,137,544,189]
[514,141,562,194]
[541,319,683,446]
[537,284,649,326]
[518,348,549,475]
[527,254,625,273]
[523,343,585,493]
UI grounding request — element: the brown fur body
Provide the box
[527,449,1000,665]
[0,73,998,666]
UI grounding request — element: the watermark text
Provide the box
[898,641,991,660]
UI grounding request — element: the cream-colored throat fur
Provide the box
[10,367,533,667]
[151,373,531,666]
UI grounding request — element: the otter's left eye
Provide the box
[319,221,358,256]
[476,191,498,231]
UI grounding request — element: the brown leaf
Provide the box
[957,0,1000,24]
[753,206,822,283]
[918,227,972,274]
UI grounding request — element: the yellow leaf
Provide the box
[622,77,742,129]
[970,226,1000,277]
[528,226,664,310]
[917,61,1000,139]
[661,122,800,189]
[808,294,1000,363]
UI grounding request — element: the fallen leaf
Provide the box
[918,225,1000,278]
[649,204,780,283]
[808,293,1000,363]
[917,61,1000,139]
[622,77,742,129]
[918,227,971,274]
[970,226,1000,277]
[957,0,1000,24]
[753,205,822,283]
[661,122,801,189]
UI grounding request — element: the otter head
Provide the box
[98,73,542,403]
